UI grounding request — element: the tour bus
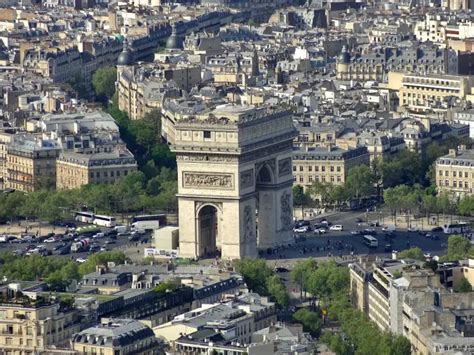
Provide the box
[75,211,94,224]
[443,222,470,234]
[130,214,165,232]
[93,215,117,228]
[363,235,379,248]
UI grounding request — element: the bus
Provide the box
[93,215,116,228]
[130,214,165,232]
[443,222,470,234]
[75,211,94,224]
[363,235,378,248]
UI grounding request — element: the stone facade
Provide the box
[435,146,474,198]
[172,105,296,259]
[56,149,137,190]
[292,146,370,191]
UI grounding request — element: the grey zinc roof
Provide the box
[72,319,155,347]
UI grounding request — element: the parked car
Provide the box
[384,244,393,252]
[104,239,116,245]
[407,227,419,232]
[76,257,87,263]
[44,237,56,243]
[329,225,343,231]
[92,232,105,239]
[351,230,362,235]
[364,228,377,235]
[431,227,443,232]
[274,267,290,273]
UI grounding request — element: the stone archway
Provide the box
[197,204,220,258]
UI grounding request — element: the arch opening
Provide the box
[198,205,219,258]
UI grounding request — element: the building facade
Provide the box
[435,146,474,198]
[6,136,60,192]
[56,149,137,190]
[292,146,370,190]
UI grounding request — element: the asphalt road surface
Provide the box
[264,210,449,261]
[0,227,152,262]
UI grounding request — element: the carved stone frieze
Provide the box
[177,154,238,163]
[240,169,254,189]
[280,191,292,230]
[278,157,292,177]
[183,172,234,189]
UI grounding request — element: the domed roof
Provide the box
[338,45,351,64]
[117,45,133,66]
[166,25,184,50]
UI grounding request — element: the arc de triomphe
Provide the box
[171,105,297,259]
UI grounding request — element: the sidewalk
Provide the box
[0,221,66,236]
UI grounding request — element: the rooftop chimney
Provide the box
[449,149,457,157]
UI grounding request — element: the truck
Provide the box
[382,224,396,235]
[114,225,127,233]
[131,220,159,232]
[71,239,90,253]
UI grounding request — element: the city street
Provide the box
[265,210,449,262]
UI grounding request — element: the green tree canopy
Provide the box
[235,258,273,295]
[78,251,128,276]
[345,165,375,201]
[293,308,322,337]
[92,66,117,99]
[397,247,425,261]
[446,235,474,261]
[266,275,290,307]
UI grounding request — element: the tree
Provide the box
[455,276,472,292]
[291,258,318,298]
[306,261,349,303]
[397,247,425,261]
[78,251,127,276]
[153,280,178,293]
[92,67,117,99]
[293,185,309,206]
[458,195,474,216]
[293,308,322,336]
[345,165,374,201]
[266,275,289,307]
[235,258,273,295]
[446,235,473,261]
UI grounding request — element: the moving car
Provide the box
[76,257,87,263]
[329,225,343,231]
[351,230,362,235]
[294,226,310,233]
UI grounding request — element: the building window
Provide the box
[308,166,312,172]
[299,176,303,183]
[203,130,211,139]
[453,181,457,187]
[299,166,303,172]
[293,166,296,172]
[453,171,457,177]
[336,166,341,172]
[321,166,325,172]
[330,166,334,172]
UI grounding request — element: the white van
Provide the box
[114,225,127,233]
